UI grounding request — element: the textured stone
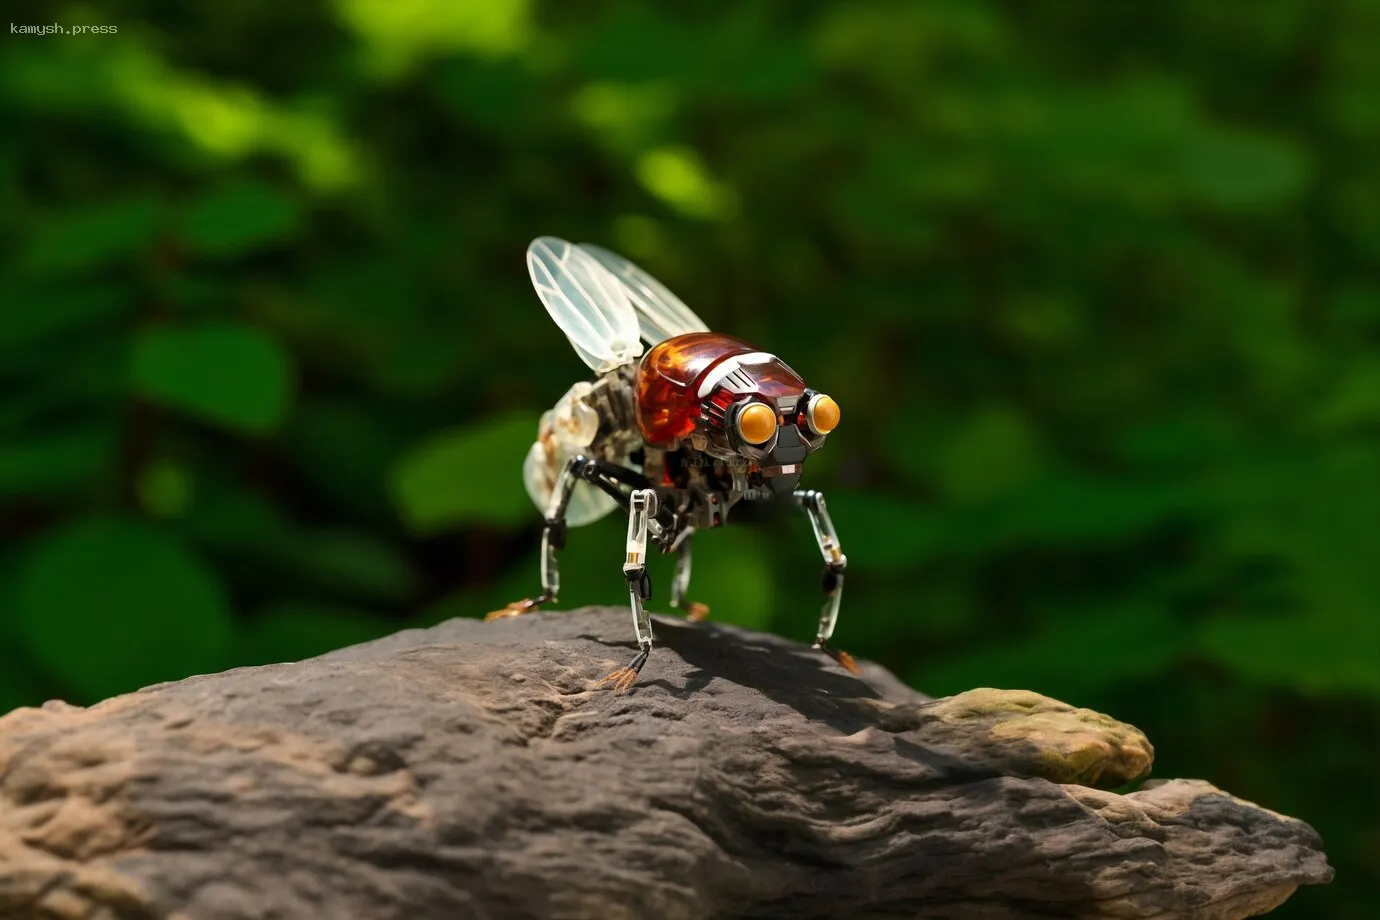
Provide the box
[0,607,1332,919]
[872,687,1155,787]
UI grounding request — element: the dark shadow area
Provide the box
[646,615,887,733]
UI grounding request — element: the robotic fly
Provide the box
[487,237,852,691]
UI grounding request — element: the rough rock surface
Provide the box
[0,607,1332,920]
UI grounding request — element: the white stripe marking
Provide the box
[696,352,776,397]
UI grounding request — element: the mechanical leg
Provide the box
[486,456,586,620]
[597,488,658,692]
[488,455,653,621]
[794,489,858,674]
[668,528,710,622]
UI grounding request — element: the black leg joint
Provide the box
[624,569,652,600]
[593,458,654,490]
[567,455,654,513]
[822,564,844,595]
[590,476,631,511]
[570,455,609,485]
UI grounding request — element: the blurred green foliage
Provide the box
[1,1,1376,915]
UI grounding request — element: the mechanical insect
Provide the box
[487,237,851,691]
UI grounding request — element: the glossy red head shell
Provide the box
[634,332,811,446]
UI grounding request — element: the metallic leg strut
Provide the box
[669,527,710,622]
[597,488,659,691]
[488,455,659,621]
[794,488,858,674]
[486,455,590,621]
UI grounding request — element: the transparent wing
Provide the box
[523,440,618,527]
[578,243,710,346]
[527,236,643,372]
[522,388,623,528]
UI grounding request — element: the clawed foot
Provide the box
[484,595,547,622]
[685,601,710,622]
[815,641,860,675]
[596,667,640,693]
[596,649,649,693]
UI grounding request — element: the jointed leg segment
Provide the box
[669,528,710,622]
[597,488,659,691]
[486,456,580,620]
[489,457,666,692]
[494,464,851,689]
[794,488,857,674]
[487,455,650,621]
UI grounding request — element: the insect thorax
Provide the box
[585,365,643,462]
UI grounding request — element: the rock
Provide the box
[0,606,1332,920]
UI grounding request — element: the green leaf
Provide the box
[582,9,703,84]
[131,322,293,433]
[636,147,738,221]
[136,460,195,518]
[389,412,537,533]
[289,531,416,602]
[1117,410,1243,468]
[236,602,395,666]
[21,195,163,274]
[927,405,1045,501]
[1310,361,1380,432]
[1198,446,1380,698]
[0,329,128,430]
[0,284,136,352]
[286,402,397,516]
[1196,615,1380,698]
[0,426,118,498]
[157,274,235,314]
[179,484,415,602]
[981,474,1203,547]
[15,517,234,700]
[335,0,533,77]
[438,58,538,135]
[1328,285,1380,328]
[178,180,303,257]
[1175,127,1310,211]
[179,486,288,551]
[813,492,943,571]
[662,524,773,631]
[912,601,1184,700]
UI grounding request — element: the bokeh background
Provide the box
[2,1,1376,914]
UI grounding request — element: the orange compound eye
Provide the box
[807,394,840,435]
[736,402,778,445]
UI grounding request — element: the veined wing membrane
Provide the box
[579,243,709,346]
[527,237,643,372]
